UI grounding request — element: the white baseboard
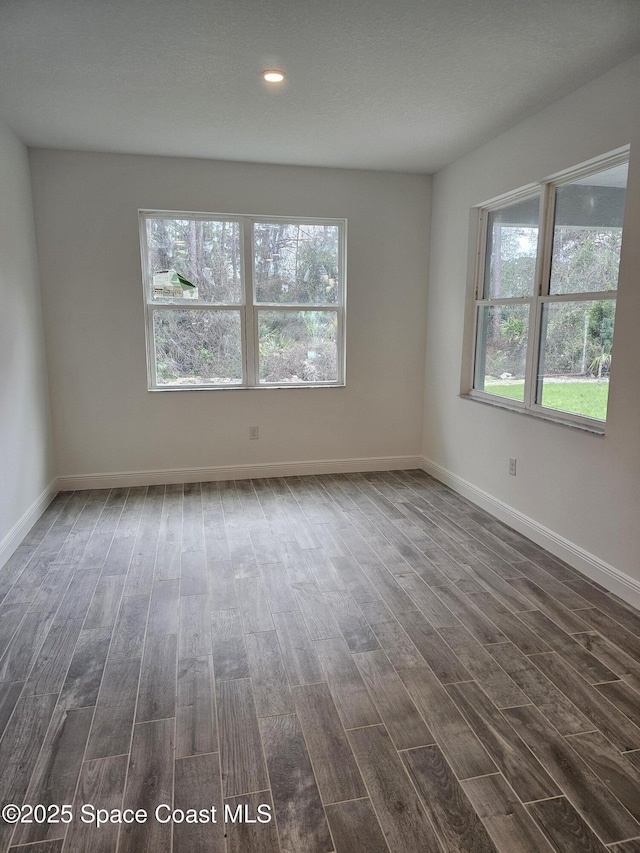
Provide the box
[0,479,58,571]
[58,455,423,492]
[420,456,640,610]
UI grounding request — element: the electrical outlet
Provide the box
[509,458,517,476]
[249,426,259,440]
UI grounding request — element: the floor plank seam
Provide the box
[3,474,640,853]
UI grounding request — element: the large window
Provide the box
[139,212,346,389]
[469,151,628,429]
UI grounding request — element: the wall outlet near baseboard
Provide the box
[249,426,259,440]
[509,458,517,476]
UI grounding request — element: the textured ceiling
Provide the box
[1,0,640,173]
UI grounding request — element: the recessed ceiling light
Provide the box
[263,70,285,83]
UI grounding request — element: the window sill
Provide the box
[148,383,346,392]
[459,391,606,435]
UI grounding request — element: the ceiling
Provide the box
[1,0,640,174]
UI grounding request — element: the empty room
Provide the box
[2,1,640,851]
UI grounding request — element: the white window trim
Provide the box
[462,148,629,433]
[139,210,347,391]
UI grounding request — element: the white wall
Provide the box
[29,151,430,483]
[0,119,55,561]
[423,53,640,593]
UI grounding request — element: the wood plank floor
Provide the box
[1,470,640,852]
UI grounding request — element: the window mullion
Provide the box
[540,291,617,304]
[243,218,256,386]
[475,209,488,300]
[524,184,551,408]
[251,302,339,311]
[539,183,556,297]
[528,182,556,408]
[336,305,344,385]
[476,297,532,306]
[146,310,158,390]
[524,299,543,409]
[148,302,240,311]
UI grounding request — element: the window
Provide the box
[139,212,346,389]
[469,151,628,429]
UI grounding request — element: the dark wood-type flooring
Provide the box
[1,470,640,852]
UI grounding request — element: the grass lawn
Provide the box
[486,381,609,420]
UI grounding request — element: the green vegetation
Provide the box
[479,219,620,421]
[486,382,609,420]
[146,218,339,384]
[482,222,620,385]
[481,381,524,402]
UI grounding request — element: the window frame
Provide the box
[465,148,628,432]
[139,210,347,391]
